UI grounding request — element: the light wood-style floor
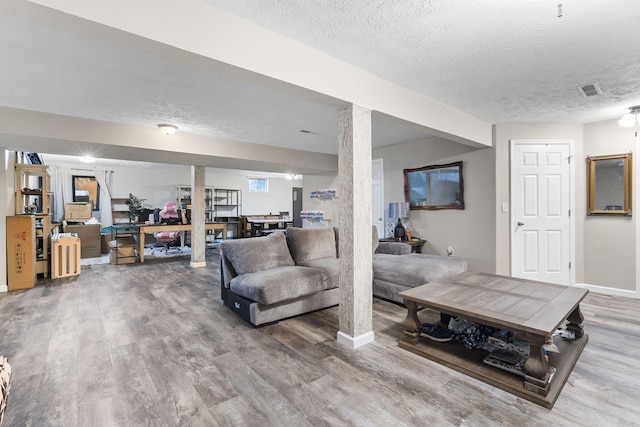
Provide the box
[1,252,639,426]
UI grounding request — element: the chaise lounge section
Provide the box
[220,227,467,326]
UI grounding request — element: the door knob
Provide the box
[517,221,524,226]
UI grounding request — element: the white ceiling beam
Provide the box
[27,0,492,148]
[0,107,337,174]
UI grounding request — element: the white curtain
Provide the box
[52,167,72,223]
[95,170,113,227]
[52,167,114,227]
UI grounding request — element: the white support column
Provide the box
[190,165,206,268]
[336,104,375,349]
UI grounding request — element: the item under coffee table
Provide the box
[398,271,588,409]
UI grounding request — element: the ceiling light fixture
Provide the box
[79,156,95,164]
[157,124,178,135]
[618,106,640,128]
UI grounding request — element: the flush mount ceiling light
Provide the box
[79,156,95,164]
[618,106,640,128]
[157,124,178,135]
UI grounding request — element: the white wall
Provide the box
[494,123,585,281]
[0,149,11,292]
[301,174,340,227]
[374,137,496,272]
[44,158,303,220]
[583,119,636,292]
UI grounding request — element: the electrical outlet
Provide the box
[447,246,454,256]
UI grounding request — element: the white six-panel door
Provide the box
[511,141,573,285]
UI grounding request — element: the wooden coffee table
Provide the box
[398,272,588,409]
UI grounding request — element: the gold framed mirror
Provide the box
[587,153,632,216]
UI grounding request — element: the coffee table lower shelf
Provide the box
[398,334,588,409]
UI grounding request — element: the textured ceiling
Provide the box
[204,0,640,123]
[1,0,640,172]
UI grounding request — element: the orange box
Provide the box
[6,216,36,290]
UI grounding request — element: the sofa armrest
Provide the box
[220,251,238,289]
[376,242,412,255]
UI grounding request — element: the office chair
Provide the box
[159,201,179,224]
[152,201,182,255]
[152,230,182,255]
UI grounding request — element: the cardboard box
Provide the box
[108,236,135,248]
[64,224,101,258]
[110,246,136,264]
[6,216,37,290]
[100,234,110,254]
[64,202,93,221]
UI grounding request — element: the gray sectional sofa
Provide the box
[220,226,467,326]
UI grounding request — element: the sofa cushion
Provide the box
[220,231,294,275]
[297,258,339,289]
[286,227,337,264]
[373,253,468,287]
[230,265,331,305]
[376,241,412,255]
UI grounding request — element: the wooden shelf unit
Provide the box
[15,164,51,215]
[111,197,131,224]
[176,185,215,222]
[14,164,53,278]
[177,186,242,240]
[213,189,241,239]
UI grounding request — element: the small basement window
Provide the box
[248,177,268,192]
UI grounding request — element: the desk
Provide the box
[138,223,227,263]
[247,219,294,236]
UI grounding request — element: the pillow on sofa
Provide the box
[220,231,294,275]
[333,225,381,257]
[286,227,337,264]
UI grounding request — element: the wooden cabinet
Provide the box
[14,164,53,278]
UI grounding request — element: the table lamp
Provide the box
[388,202,410,241]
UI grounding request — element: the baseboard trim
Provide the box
[0,285,7,293]
[575,282,638,299]
[189,261,206,268]
[336,330,375,349]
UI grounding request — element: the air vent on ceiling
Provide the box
[578,83,603,98]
